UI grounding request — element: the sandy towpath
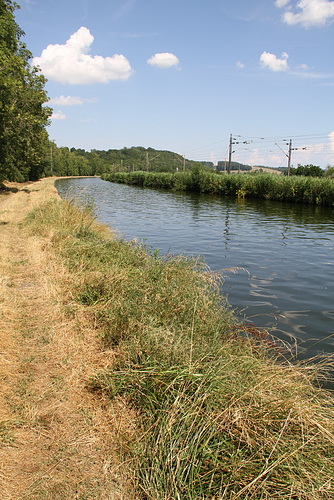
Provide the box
[0,179,131,499]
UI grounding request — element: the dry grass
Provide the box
[0,179,136,499]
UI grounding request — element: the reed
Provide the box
[102,170,334,206]
[26,196,334,499]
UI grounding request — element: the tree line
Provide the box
[0,0,51,183]
[288,164,332,178]
[47,145,209,177]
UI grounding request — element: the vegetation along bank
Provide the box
[101,169,334,207]
[2,177,332,498]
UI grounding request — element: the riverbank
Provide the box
[102,170,334,206]
[1,178,334,499]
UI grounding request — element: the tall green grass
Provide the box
[26,196,334,499]
[101,170,334,206]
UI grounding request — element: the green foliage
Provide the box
[0,0,52,182]
[325,165,334,178]
[102,170,334,207]
[199,160,214,169]
[50,147,277,182]
[49,145,109,177]
[68,146,203,175]
[217,160,252,172]
[289,164,325,178]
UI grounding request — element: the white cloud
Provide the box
[236,61,245,68]
[330,131,334,151]
[51,111,66,120]
[260,51,289,71]
[49,95,84,106]
[277,0,334,27]
[297,63,310,70]
[147,52,180,69]
[49,95,98,106]
[275,0,290,7]
[33,27,134,84]
[243,148,266,167]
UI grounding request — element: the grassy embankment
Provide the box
[101,170,334,206]
[23,180,334,499]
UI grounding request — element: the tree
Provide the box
[0,0,52,182]
[325,165,334,178]
[290,164,324,178]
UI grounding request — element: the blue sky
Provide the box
[16,0,334,168]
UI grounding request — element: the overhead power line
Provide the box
[182,132,333,168]
[228,134,252,174]
[275,140,307,175]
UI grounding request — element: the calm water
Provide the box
[55,177,334,362]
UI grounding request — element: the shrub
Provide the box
[101,171,334,206]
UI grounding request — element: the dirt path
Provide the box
[0,180,131,499]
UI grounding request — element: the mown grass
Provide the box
[101,170,334,206]
[25,195,334,499]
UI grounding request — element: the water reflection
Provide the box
[55,177,334,366]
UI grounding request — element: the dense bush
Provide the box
[102,171,334,207]
[290,164,325,177]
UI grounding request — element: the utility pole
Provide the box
[183,155,186,172]
[287,139,308,176]
[287,139,292,176]
[276,140,308,176]
[228,134,233,174]
[228,134,252,174]
[146,152,161,172]
[146,152,149,172]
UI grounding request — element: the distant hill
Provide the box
[249,165,283,174]
[51,145,279,177]
[217,160,252,172]
[70,146,202,173]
